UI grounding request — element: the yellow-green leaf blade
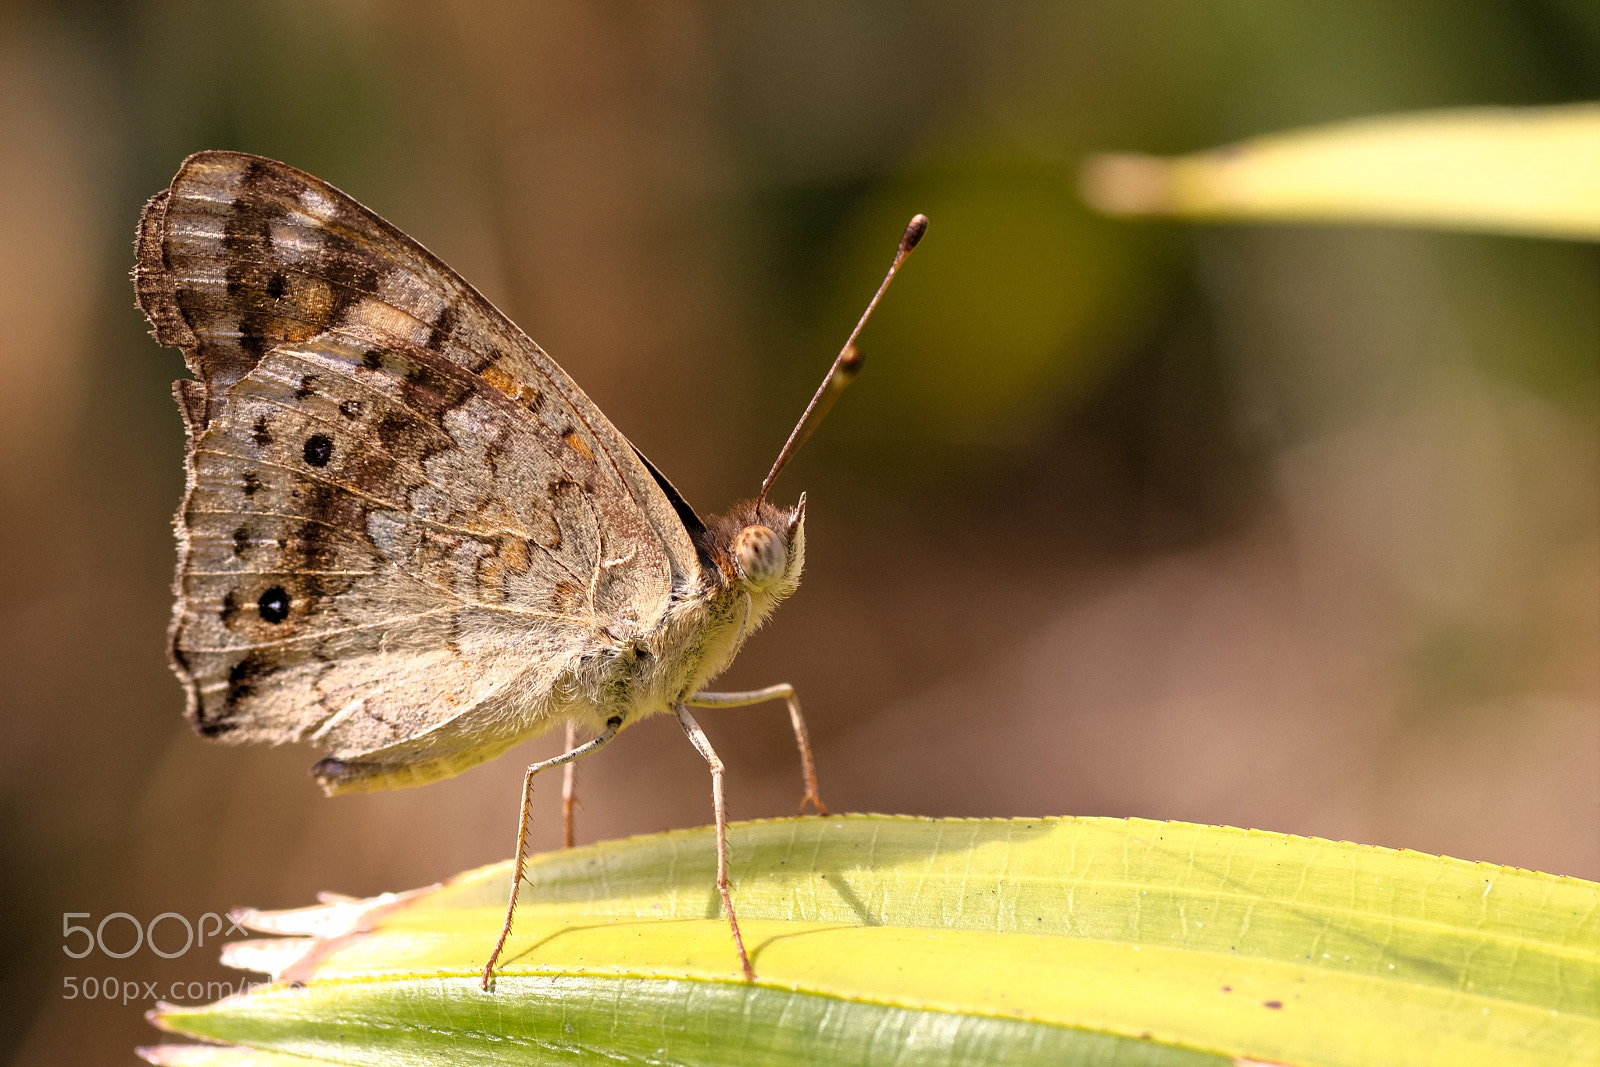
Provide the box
[139,1043,345,1067]
[1082,103,1600,240]
[160,976,1228,1067]
[153,815,1600,1067]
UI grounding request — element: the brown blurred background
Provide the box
[2,2,1596,1063]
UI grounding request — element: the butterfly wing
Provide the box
[137,152,704,791]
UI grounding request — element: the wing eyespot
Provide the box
[303,433,334,467]
[257,586,291,623]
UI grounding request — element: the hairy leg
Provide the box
[481,716,621,991]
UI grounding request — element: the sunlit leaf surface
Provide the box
[1082,103,1600,240]
[146,815,1598,1067]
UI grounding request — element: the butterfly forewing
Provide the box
[139,151,699,573]
[138,151,704,789]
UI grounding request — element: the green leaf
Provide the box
[144,815,1599,1067]
[1081,103,1600,240]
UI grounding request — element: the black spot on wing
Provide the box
[196,716,237,739]
[257,586,290,623]
[303,433,334,467]
[426,303,458,351]
[224,652,266,711]
[374,412,411,451]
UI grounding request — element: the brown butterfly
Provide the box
[135,150,925,986]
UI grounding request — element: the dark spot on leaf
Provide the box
[303,433,333,467]
[257,586,290,623]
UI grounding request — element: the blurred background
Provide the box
[2,2,1595,1062]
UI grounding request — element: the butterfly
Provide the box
[135,150,925,987]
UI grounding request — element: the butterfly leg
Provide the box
[481,715,622,991]
[687,685,828,815]
[674,704,755,981]
[561,721,578,849]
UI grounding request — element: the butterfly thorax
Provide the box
[585,497,807,732]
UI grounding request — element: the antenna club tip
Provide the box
[901,214,929,252]
[838,343,864,374]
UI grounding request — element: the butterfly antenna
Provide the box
[757,214,928,507]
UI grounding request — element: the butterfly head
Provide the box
[715,494,806,613]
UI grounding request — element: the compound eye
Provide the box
[733,524,785,587]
